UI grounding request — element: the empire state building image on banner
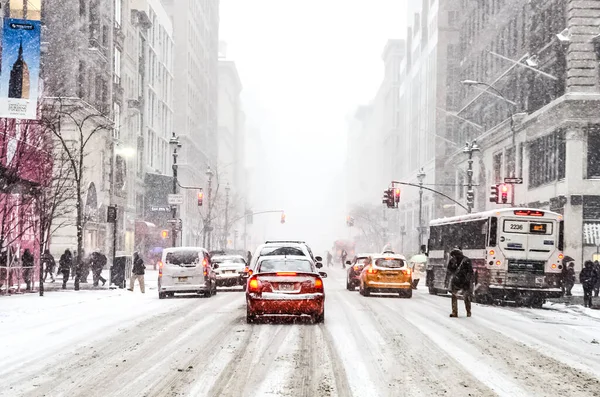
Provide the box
[8,41,30,99]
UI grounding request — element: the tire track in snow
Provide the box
[346,291,496,397]
[15,293,236,397]
[397,292,600,397]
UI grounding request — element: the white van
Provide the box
[158,247,218,299]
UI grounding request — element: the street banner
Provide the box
[0,18,41,120]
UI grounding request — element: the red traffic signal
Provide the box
[499,184,510,204]
[197,190,204,206]
[394,188,401,203]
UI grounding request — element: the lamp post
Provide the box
[417,169,426,251]
[169,133,181,247]
[463,141,480,213]
[224,183,231,249]
[204,166,214,249]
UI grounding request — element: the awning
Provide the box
[583,222,600,245]
[135,220,157,235]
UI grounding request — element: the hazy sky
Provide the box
[220,0,406,252]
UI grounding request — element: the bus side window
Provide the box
[558,220,564,251]
[488,217,498,247]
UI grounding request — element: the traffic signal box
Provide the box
[489,184,511,204]
[382,188,397,208]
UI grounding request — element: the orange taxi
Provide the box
[359,254,412,298]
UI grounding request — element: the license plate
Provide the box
[226,270,236,274]
[535,277,544,284]
[279,283,294,291]
[178,277,188,282]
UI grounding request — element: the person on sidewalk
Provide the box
[42,250,56,283]
[446,248,474,318]
[91,250,107,287]
[129,252,146,293]
[580,261,598,308]
[21,249,34,292]
[58,249,72,289]
[326,251,333,268]
[593,260,600,298]
[564,262,576,296]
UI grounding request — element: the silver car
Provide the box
[158,247,218,299]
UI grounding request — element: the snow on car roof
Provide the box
[370,253,407,260]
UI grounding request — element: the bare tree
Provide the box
[349,204,389,252]
[39,98,113,290]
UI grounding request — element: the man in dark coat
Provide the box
[42,250,56,282]
[21,249,35,291]
[91,251,107,287]
[129,252,146,293]
[564,262,576,296]
[58,249,72,289]
[446,248,474,318]
[593,261,600,298]
[580,261,598,308]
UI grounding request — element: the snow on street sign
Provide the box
[504,177,523,184]
[168,194,184,205]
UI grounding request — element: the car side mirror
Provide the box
[319,271,328,278]
[315,262,323,269]
[315,256,323,262]
[212,264,219,269]
[345,260,351,265]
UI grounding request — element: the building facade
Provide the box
[161,0,220,247]
[449,0,600,268]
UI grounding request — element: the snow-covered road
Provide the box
[1,268,599,397]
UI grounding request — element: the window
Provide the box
[587,125,600,178]
[114,0,122,27]
[505,147,516,178]
[457,172,464,199]
[113,102,121,139]
[114,48,121,84]
[493,152,503,183]
[79,0,86,16]
[529,129,566,187]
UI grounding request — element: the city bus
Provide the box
[426,208,564,307]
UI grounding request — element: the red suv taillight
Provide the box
[203,258,208,276]
[367,266,377,274]
[158,261,163,277]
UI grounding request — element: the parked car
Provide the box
[359,253,412,298]
[212,255,248,289]
[246,255,327,323]
[346,254,372,290]
[158,247,218,299]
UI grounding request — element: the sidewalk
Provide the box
[1,269,131,295]
[546,283,600,310]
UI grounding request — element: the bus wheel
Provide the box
[530,296,545,309]
[428,285,437,295]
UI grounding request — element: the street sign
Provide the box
[168,194,184,205]
[504,177,523,184]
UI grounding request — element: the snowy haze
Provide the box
[220,0,406,252]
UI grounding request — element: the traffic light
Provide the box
[382,189,395,208]
[489,185,498,203]
[394,188,401,204]
[499,183,510,204]
[161,230,169,239]
[346,216,355,227]
[197,190,204,206]
[466,189,475,207]
[280,212,286,224]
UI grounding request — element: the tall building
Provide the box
[217,42,245,197]
[8,43,30,99]
[42,0,116,256]
[449,0,600,267]
[161,0,220,246]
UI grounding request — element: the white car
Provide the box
[158,247,218,299]
[212,255,248,289]
[249,241,321,273]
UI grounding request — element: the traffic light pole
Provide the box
[390,181,469,212]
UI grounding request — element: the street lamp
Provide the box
[204,166,214,249]
[463,141,480,213]
[417,169,426,251]
[169,132,181,247]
